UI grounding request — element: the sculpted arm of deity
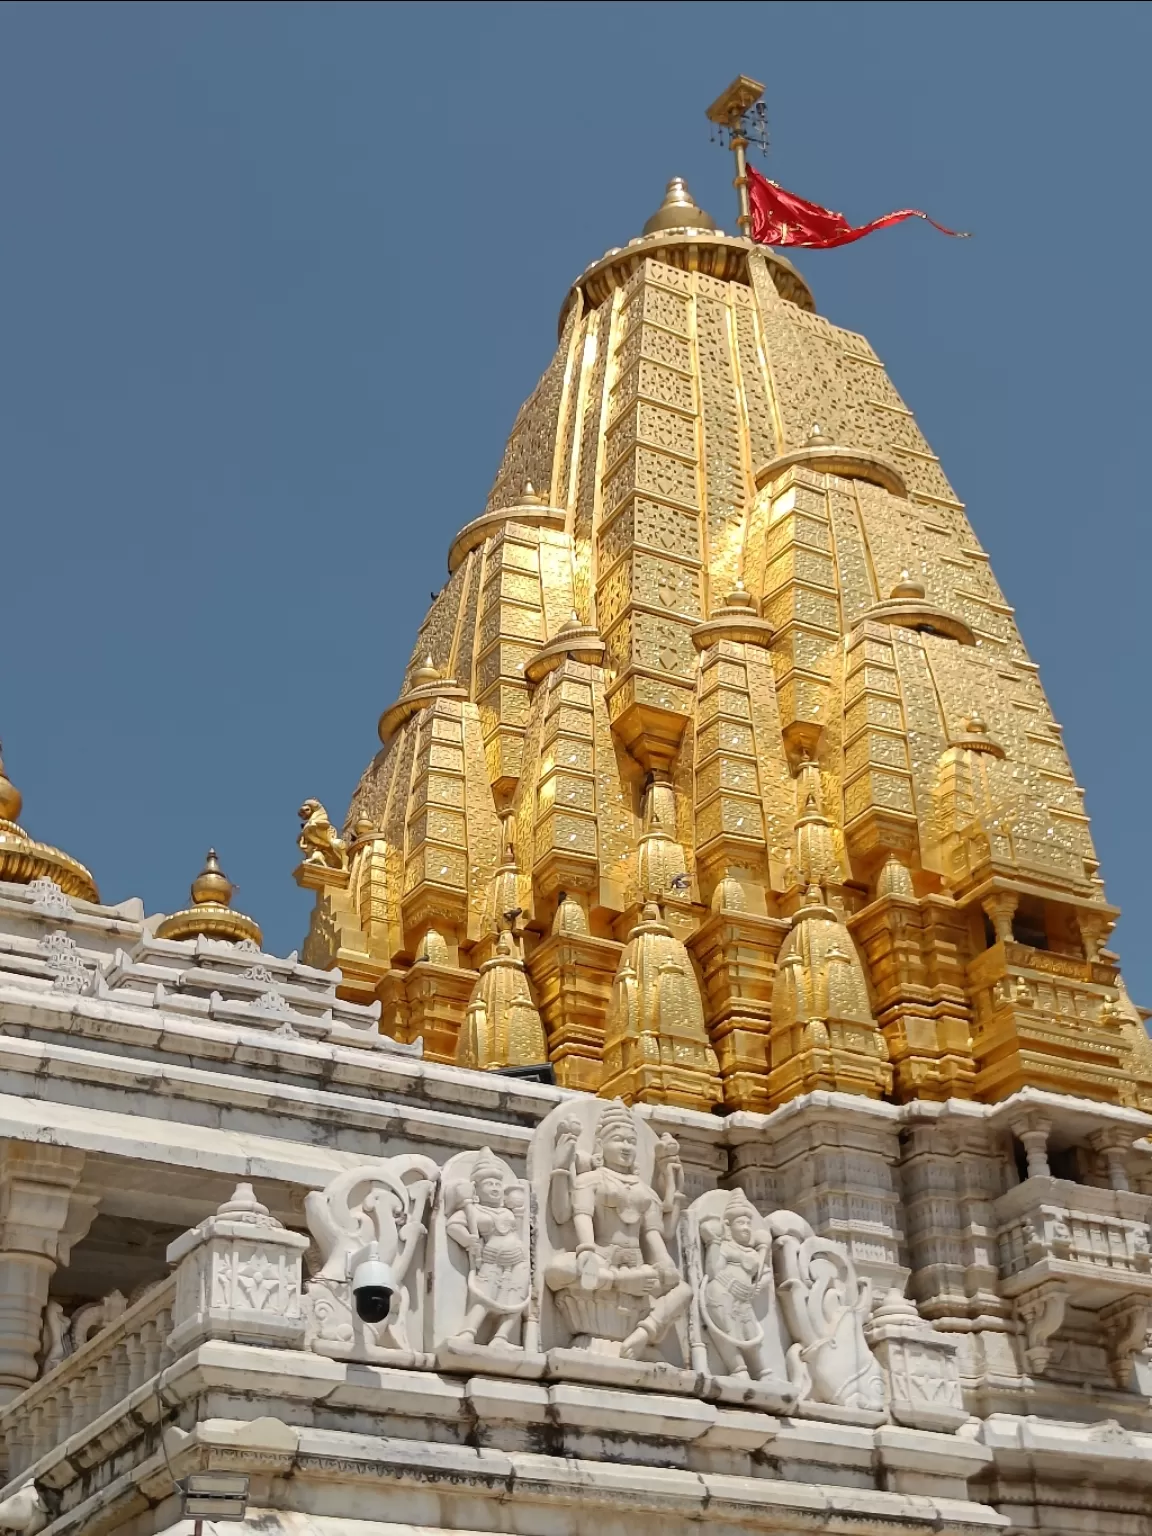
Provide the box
[549,1116,582,1227]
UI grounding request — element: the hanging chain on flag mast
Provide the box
[706,76,769,238]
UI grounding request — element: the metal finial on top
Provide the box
[706,76,768,237]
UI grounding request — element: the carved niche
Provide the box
[302,1156,437,1366]
[527,1098,693,1385]
[430,1147,538,1375]
[683,1189,797,1411]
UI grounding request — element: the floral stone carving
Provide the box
[529,1098,691,1383]
[302,1156,437,1365]
[683,1189,798,1410]
[431,1147,537,1375]
[772,1208,888,1422]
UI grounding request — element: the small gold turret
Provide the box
[0,740,98,902]
[155,850,262,947]
[456,931,547,1071]
[601,901,721,1112]
[642,178,718,236]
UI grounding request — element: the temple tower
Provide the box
[298,108,1150,1117]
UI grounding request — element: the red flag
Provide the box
[746,163,968,249]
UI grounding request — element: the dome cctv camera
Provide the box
[351,1244,396,1324]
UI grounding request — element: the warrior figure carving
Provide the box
[700,1191,774,1379]
[444,1148,530,1348]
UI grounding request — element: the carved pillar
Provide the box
[597,259,704,770]
[1089,1128,1133,1192]
[899,1108,1007,1324]
[1013,1115,1052,1180]
[379,958,479,1065]
[851,892,975,1102]
[0,1144,96,1404]
[728,1100,908,1298]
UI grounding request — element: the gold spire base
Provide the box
[0,820,98,903]
[155,904,262,947]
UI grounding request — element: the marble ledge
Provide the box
[21,1343,1007,1536]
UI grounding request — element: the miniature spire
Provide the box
[155,849,262,947]
[642,178,718,237]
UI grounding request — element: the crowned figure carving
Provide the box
[302,1157,437,1364]
[431,1147,534,1368]
[684,1188,796,1407]
[532,1099,690,1364]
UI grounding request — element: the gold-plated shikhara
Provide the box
[296,87,1152,1115]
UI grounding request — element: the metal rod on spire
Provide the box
[706,76,767,238]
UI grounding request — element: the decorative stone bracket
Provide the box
[1016,1280,1066,1376]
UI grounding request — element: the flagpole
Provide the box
[706,76,766,239]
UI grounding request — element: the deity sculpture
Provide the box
[303,1157,437,1360]
[542,1100,689,1360]
[698,1191,774,1379]
[442,1147,530,1349]
[297,798,349,871]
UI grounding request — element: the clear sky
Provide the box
[3,2,1150,1000]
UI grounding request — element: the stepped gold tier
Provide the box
[298,179,1150,1117]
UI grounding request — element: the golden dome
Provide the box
[0,745,23,824]
[0,739,98,902]
[155,849,262,947]
[642,178,718,236]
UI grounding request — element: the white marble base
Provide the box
[545,1347,697,1395]
[435,1339,546,1378]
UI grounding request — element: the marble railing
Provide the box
[0,1276,174,1480]
[995,1177,1152,1281]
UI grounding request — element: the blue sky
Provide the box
[3,2,1150,1000]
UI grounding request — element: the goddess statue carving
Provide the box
[302,1156,437,1363]
[436,1147,531,1352]
[533,1099,689,1361]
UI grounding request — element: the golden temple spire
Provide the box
[156,849,262,947]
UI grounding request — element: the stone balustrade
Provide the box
[995,1177,1152,1282]
[0,1275,174,1481]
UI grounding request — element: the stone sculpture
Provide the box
[683,1189,795,1409]
[772,1209,887,1419]
[531,1098,690,1370]
[303,1157,437,1364]
[431,1147,534,1370]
